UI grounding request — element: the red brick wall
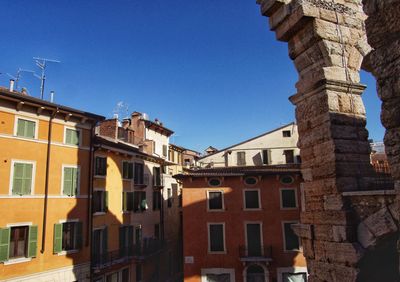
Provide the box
[98,119,118,139]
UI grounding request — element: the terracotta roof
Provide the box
[174,164,301,178]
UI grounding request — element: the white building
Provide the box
[198,123,300,167]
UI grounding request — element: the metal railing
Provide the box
[238,245,272,259]
[134,173,149,187]
[132,239,164,260]
[371,163,394,190]
[92,247,133,268]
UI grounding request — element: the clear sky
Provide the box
[1,0,384,152]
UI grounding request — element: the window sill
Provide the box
[94,175,106,179]
[93,212,106,216]
[122,178,133,181]
[13,135,36,140]
[207,209,226,212]
[243,208,262,211]
[57,249,79,256]
[208,251,227,255]
[3,257,32,265]
[280,207,298,210]
[283,249,302,253]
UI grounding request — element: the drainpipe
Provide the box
[41,108,57,253]
[88,122,96,281]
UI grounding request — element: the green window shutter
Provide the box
[72,130,79,145]
[102,227,108,254]
[63,167,73,196]
[22,163,33,195]
[26,121,35,138]
[76,222,83,249]
[53,223,63,253]
[129,163,134,179]
[128,226,133,249]
[66,128,71,144]
[0,228,10,262]
[104,191,109,212]
[130,192,134,211]
[119,226,125,256]
[72,168,78,196]
[17,119,25,137]
[122,192,127,211]
[28,225,38,258]
[12,163,24,195]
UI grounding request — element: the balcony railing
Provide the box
[153,176,164,188]
[132,239,164,260]
[239,245,272,262]
[134,173,149,188]
[92,247,133,269]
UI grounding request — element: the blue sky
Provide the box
[1,0,384,152]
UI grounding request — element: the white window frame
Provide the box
[201,268,235,282]
[206,190,225,212]
[63,126,82,146]
[244,221,264,256]
[9,159,36,196]
[243,189,261,210]
[93,188,107,215]
[122,160,134,181]
[207,222,226,254]
[279,188,298,210]
[14,116,39,139]
[277,267,308,282]
[281,221,301,252]
[60,164,81,197]
[57,218,80,255]
[3,222,34,265]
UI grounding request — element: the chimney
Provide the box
[9,79,15,92]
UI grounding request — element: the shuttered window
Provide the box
[93,191,108,213]
[123,162,134,179]
[209,224,225,252]
[0,225,37,262]
[163,145,168,157]
[283,222,300,251]
[53,222,83,253]
[12,162,33,195]
[122,192,134,212]
[244,190,260,209]
[119,225,133,257]
[134,163,144,184]
[95,157,107,176]
[152,191,161,211]
[63,167,79,196]
[262,149,271,165]
[65,128,80,145]
[237,151,246,166]
[133,191,147,213]
[208,191,223,210]
[281,189,297,209]
[16,118,36,139]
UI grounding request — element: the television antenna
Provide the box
[6,68,35,91]
[33,57,60,99]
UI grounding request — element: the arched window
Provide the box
[246,264,265,282]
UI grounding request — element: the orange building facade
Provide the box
[176,165,307,282]
[0,87,104,281]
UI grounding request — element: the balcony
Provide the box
[134,173,149,188]
[153,175,164,188]
[239,245,272,262]
[132,239,164,261]
[92,247,133,269]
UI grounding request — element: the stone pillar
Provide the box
[256,0,373,281]
[362,0,400,272]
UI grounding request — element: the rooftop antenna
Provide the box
[33,57,60,99]
[6,68,35,90]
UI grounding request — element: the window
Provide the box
[163,144,168,157]
[281,189,297,209]
[133,191,147,213]
[205,274,231,282]
[280,175,294,185]
[93,191,108,213]
[122,192,134,212]
[0,225,38,262]
[283,130,291,137]
[152,191,161,211]
[284,150,294,164]
[207,191,223,210]
[134,163,144,185]
[136,264,142,282]
[208,178,221,187]
[167,188,173,208]
[244,190,260,209]
[122,162,133,179]
[283,222,300,251]
[11,161,34,196]
[95,157,107,176]
[153,167,162,187]
[100,268,130,282]
[237,151,246,166]
[62,166,79,196]
[16,118,36,139]
[119,226,133,257]
[92,227,108,266]
[208,223,225,253]
[282,272,307,282]
[53,222,82,253]
[244,176,258,186]
[65,128,80,146]
[201,269,235,282]
[262,149,271,165]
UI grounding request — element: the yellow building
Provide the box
[0,86,104,281]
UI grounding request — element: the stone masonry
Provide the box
[256,0,400,281]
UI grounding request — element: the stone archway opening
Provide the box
[357,232,400,282]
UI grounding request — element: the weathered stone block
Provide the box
[357,221,376,248]
[362,207,398,238]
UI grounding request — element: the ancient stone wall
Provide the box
[256,0,400,281]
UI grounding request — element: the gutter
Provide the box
[88,123,96,280]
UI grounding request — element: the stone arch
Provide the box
[242,263,269,282]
